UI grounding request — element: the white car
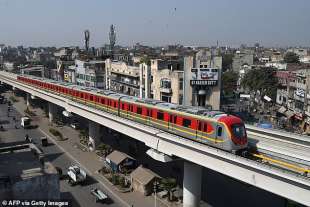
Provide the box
[70,122,79,129]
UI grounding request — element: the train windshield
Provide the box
[231,124,246,139]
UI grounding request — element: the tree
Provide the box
[284,52,300,63]
[160,178,177,201]
[241,67,278,100]
[139,56,151,66]
[222,54,233,71]
[222,71,239,96]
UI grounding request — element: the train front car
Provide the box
[218,115,248,153]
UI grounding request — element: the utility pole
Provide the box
[153,180,159,207]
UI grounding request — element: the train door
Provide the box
[170,114,177,131]
[216,125,223,147]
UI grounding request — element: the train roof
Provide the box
[19,75,235,122]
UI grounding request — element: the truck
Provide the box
[21,116,31,129]
[90,188,108,203]
[67,165,87,185]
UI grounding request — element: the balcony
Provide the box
[160,87,172,93]
[294,93,305,102]
[296,82,306,90]
[289,82,296,88]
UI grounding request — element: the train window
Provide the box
[137,107,142,115]
[183,118,191,128]
[217,127,222,137]
[157,111,164,120]
[198,122,202,131]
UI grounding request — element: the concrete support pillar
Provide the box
[88,120,100,151]
[48,102,57,123]
[26,93,30,107]
[183,161,202,207]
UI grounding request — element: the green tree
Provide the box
[160,178,177,201]
[222,71,239,96]
[222,54,233,71]
[284,52,300,63]
[241,67,278,100]
[139,56,151,66]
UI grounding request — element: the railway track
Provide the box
[246,125,310,176]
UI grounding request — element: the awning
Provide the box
[278,106,287,114]
[284,110,294,119]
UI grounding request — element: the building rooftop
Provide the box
[106,150,135,165]
[130,165,160,185]
[0,144,56,182]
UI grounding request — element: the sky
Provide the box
[0,0,309,47]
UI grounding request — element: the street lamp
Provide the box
[153,180,159,207]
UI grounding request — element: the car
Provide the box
[90,188,108,203]
[70,122,79,129]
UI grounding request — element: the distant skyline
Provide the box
[0,0,309,48]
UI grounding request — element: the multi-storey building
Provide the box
[184,49,222,110]
[105,59,141,96]
[75,59,106,88]
[151,59,183,104]
[232,50,254,72]
[275,68,310,132]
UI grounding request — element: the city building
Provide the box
[105,59,141,96]
[275,68,310,133]
[183,49,222,110]
[151,59,183,104]
[130,165,160,196]
[0,144,60,199]
[232,50,254,72]
[75,59,106,88]
[105,150,136,173]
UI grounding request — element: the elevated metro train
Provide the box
[17,75,248,153]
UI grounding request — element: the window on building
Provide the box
[161,93,171,103]
[179,94,183,105]
[160,79,171,89]
[179,78,183,90]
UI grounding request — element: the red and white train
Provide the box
[17,75,248,153]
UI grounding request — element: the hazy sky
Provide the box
[0,0,309,47]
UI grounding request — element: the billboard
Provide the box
[190,68,219,86]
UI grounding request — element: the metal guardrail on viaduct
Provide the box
[0,71,310,206]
